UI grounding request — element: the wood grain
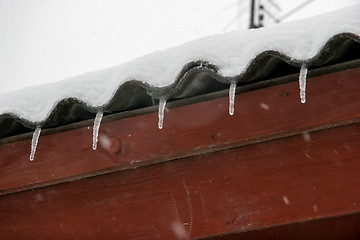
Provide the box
[205,213,360,240]
[0,123,359,239]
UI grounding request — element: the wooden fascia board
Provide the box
[0,122,359,239]
[0,63,360,196]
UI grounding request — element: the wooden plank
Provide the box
[0,123,359,239]
[1,67,360,195]
[205,213,360,240]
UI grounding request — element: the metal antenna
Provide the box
[250,0,315,27]
[226,0,315,30]
[250,0,273,29]
[250,0,256,28]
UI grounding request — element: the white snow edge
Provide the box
[0,5,360,124]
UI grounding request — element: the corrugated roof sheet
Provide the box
[0,5,360,139]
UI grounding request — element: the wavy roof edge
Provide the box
[0,5,360,137]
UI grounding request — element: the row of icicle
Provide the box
[29,66,308,161]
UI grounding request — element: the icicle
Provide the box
[92,110,104,150]
[299,65,308,104]
[229,82,236,115]
[29,126,41,161]
[158,98,166,129]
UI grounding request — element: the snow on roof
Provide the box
[0,5,360,130]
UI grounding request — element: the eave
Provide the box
[0,60,360,239]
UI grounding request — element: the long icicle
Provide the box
[158,98,167,129]
[229,82,237,115]
[299,65,308,103]
[92,110,104,150]
[29,126,41,161]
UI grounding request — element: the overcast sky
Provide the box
[0,0,358,94]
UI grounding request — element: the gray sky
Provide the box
[0,0,358,94]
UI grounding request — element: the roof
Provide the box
[0,5,360,139]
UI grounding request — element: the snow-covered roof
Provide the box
[1,5,360,139]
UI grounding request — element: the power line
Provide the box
[267,0,281,11]
[223,0,248,31]
[278,0,315,21]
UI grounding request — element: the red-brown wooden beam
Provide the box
[206,213,360,240]
[1,67,360,195]
[0,123,359,239]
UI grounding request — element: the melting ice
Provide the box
[29,126,41,161]
[158,98,167,129]
[229,82,236,115]
[299,66,308,103]
[92,110,104,150]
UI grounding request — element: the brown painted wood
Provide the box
[1,67,360,195]
[0,123,359,239]
[205,213,360,240]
